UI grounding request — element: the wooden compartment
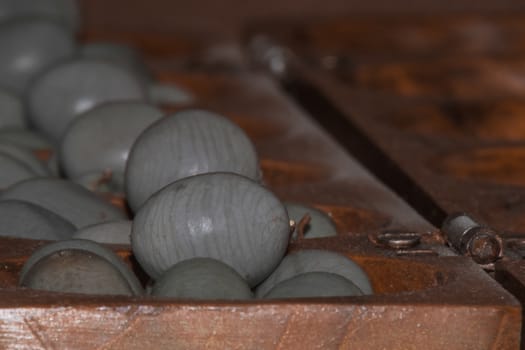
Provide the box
[0,8,521,350]
[249,12,525,348]
[0,240,519,349]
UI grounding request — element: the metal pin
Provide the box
[441,213,502,264]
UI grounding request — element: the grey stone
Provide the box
[19,239,143,296]
[0,177,127,228]
[72,220,131,245]
[255,249,373,297]
[132,172,289,286]
[125,109,260,212]
[0,89,25,129]
[0,151,38,188]
[28,59,146,142]
[263,272,363,299]
[285,202,337,239]
[0,0,80,31]
[151,258,253,300]
[0,18,75,94]
[0,199,75,240]
[60,101,163,188]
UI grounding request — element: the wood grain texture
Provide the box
[0,256,519,349]
[80,0,525,42]
[263,14,525,235]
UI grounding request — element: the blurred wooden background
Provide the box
[80,0,525,40]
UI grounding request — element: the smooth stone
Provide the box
[73,171,124,194]
[255,249,373,297]
[60,101,163,187]
[263,272,363,299]
[80,42,151,83]
[0,177,127,228]
[132,172,289,285]
[0,142,50,176]
[0,89,25,129]
[147,83,194,106]
[0,18,75,94]
[151,258,253,300]
[46,150,60,176]
[19,239,143,296]
[72,220,131,245]
[0,129,56,174]
[285,203,337,239]
[0,128,54,151]
[125,109,261,212]
[0,151,38,188]
[0,0,80,30]
[0,199,75,240]
[28,59,146,142]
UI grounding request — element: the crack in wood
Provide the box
[275,313,294,350]
[98,306,142,350]
[490,311,510,350]
[23,317,55,350]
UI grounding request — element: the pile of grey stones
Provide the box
[0,0,373,300]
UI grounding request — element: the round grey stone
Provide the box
[72,171,125,194]
[0,18,75,94]
[263,272,363,299]
[125,109,260,212]
[0,128,54,151]
[72,220,131,245]
[0,199,75,240]
[0,0,80,30]
[27,59,146,142]
[19,239,143,296]
[132,172,289,286]
[0,142,50,176]
[0,151,38,188]
[147,82,194,106]
[0,177,127,228]
[80,42,151,83]
[285,202,337,239]
[151,258,253,300]
[60,101,163,185]
[0,89,25,129]
[255,249,373,297]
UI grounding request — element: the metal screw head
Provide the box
[377,231,421,249]
[247,35,292,77]
[466,228,503,265]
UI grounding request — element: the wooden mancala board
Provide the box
[248,12,525,349]
[0,16,521,350]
